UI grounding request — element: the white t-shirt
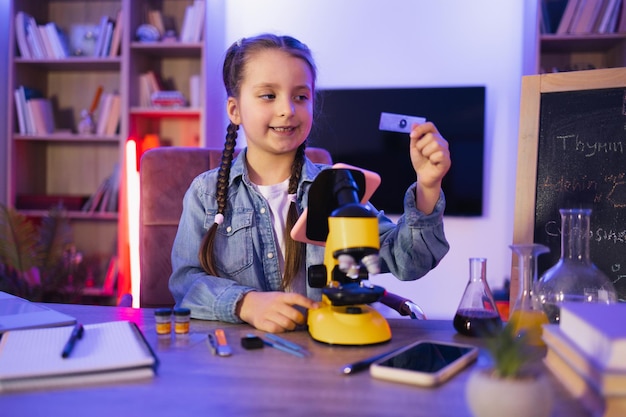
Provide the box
[253,179,305,294]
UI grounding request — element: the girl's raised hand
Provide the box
[409,122,451,188]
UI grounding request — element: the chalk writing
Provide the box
[594,228,626,244]
[606,172,626,208]
[538,173,626,208]
[540,175,597,194]
[542,221,626,245]
[558,134,625,157]
[535,86,626,301]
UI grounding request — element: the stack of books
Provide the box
[542,302,626,417]
[13,86,55,135]
[15,10,122,59]
[179,0,205,43]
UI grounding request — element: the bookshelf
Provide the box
[127,1,205,149]
[6,0,209,303]
[539,0,626,73]
[7,0,125,302]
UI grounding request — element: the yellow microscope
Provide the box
[292,167,391,345]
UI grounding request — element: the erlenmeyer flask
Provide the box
[509,244,550,346]
[535,208,617,324]
[454,258,502,337]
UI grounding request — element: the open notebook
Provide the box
[0,291,76,333]
[0,320,158,392]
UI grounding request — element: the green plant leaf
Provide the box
[0,205,41,273]
[37,205,73,281]
[486,322,532,379]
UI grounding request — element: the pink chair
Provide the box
[138,146,332,308]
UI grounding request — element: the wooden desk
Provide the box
[0,304,587,417]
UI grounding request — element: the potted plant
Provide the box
[465,323,553,417]
[0,203,84,302]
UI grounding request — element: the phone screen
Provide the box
[376,342,474,373]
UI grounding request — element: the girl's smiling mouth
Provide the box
[272,126,296,133]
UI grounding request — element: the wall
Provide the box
[207,0,539,319]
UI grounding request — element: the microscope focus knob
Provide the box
[308,265,328,288]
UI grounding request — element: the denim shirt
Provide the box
[169,149,450,323]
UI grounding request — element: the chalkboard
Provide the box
[512,68,626,304]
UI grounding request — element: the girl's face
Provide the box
[227,49,314,156]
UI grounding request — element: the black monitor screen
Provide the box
[307,87,485,216]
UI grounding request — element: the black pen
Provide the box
[340,346,402,375]
[61,323,84,358]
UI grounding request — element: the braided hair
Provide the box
[199,34,317,291]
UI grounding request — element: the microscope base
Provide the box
[308,304,391,345]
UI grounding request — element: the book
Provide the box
[544,348,626,417]
[0,291,76,332]
[0,321,158,393]
[557,0,583,33]
[15,11,31,59]
[82,175,109,213]
[189,74,202,108]
[104,94,121,136]
[101,21,114,56]
[145,70,162,94]
[13,89,27,134]
[618,0,626,31]
[191,0,205,42]
[596,0,621,32]
[104,163,121,212]
[543,324,626,395]
[27,98,55,134]
[93,15,112,57]
[45,22,69,59]
[97,175,113,213]
[108,9,123,57]
[542,0,570,33]
[96,92,114,135]
[138,74,152,107]
[571,0,604,33]
[38,25,55,59]
[559,302,626,371]
[17,86,44,135]
[179,5,194,42]
[25,15,46,59]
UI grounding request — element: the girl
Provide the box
[169,33,451,333]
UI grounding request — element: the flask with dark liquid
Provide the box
[453,258,502,337]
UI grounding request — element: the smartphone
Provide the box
[370,340,478,387]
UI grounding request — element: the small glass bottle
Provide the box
[454,258,502,337]
[535,209,617,324]
[509,244,550,346]
[173,307,191,334]
[154,308,172,335]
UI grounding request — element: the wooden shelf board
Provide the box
[18,209,118,221]
[14,133,120,143]
[14,57,122,71]
[130,107,202,117]
[130,42,202,58]
[541,33,626,53]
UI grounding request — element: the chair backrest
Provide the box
[139,146,332,308]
